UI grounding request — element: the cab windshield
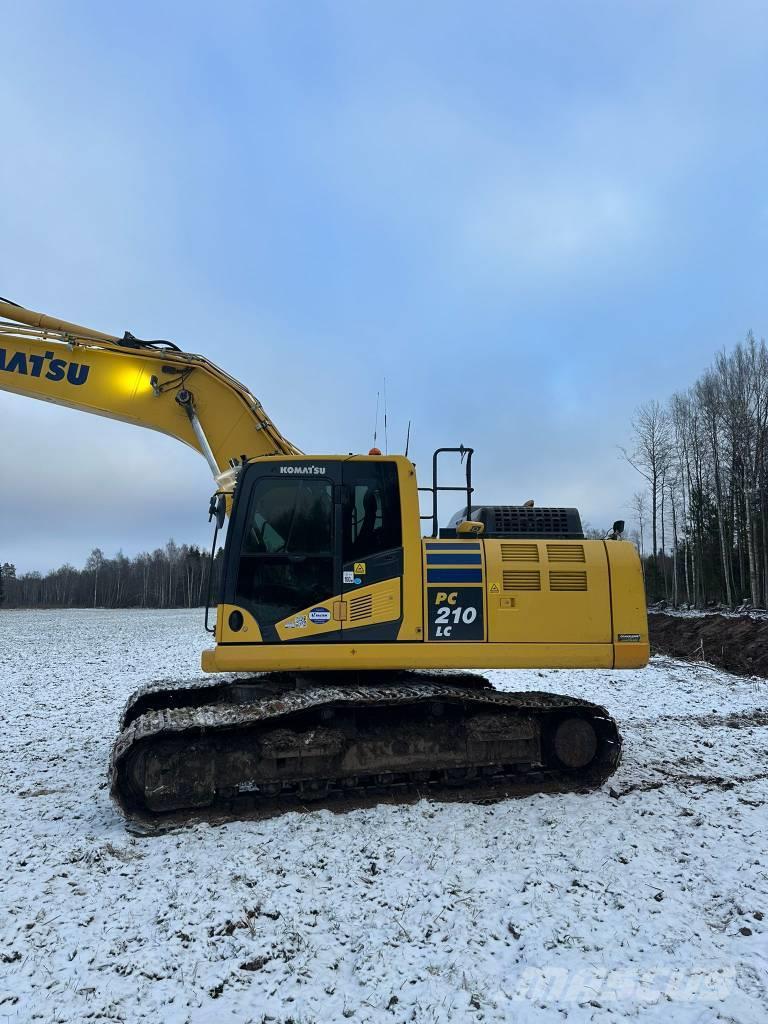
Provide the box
[243,478,332,555]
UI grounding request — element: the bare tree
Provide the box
[716,334,768,606]
[621,400,673,587]
[695,372,734,605]
[85,548,105,608]
[629,491,648,558]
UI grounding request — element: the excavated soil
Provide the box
[649,611,768,678]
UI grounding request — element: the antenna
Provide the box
[383,377,389,455]
[405,419,411,458]
[373,390,380,450]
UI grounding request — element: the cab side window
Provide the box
[344,463,401,562]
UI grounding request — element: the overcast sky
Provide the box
[2,2,768,573]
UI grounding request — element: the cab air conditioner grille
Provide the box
[349,594,374,621]
[549,570,588,591]
[501,543,539,562]
[503,570,541,591]
[547,544,586,562]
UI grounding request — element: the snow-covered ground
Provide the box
[1,609,766,1024]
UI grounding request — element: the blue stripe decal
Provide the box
[427,569,483,583]
[426,553,482,565]
[425,542,480,549]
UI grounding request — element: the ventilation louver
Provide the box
[501,543,539,562]
[547,544,585,562]
[549,570,588,591]
[503,570,541,591]
[349,594,374,621]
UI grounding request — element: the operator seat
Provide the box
[354,488,379,555]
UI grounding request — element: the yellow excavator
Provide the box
[0,298,648,829]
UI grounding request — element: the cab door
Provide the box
[227,462,343,643]
[339,460,404,641]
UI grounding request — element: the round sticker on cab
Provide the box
[309,606,332,624]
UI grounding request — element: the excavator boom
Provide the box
[0,298,299,486]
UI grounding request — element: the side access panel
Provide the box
[484,540,612,644]
[605,541,649,667]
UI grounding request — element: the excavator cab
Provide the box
[214,456,418,651]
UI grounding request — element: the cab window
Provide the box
[343,463,401,562]
[235,476,334,627]
[242,478,332,555]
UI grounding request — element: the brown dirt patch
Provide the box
[649,612,768,678]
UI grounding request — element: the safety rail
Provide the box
[418,445,474,538]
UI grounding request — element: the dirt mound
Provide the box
[649,612,768,678]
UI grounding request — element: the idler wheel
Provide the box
[551,718,597,769]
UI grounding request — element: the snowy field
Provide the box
[1,609,766,1024]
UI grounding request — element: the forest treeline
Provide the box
[625,331,768,608]
[0,542,222,609]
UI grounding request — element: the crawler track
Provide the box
[110,673,622,831]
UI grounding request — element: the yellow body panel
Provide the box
[390,458,423,642]
[605,541,649,667]
[202,641,616,673]
[217,604,263,643]
[485,540,611,644]
[271,577,401,641]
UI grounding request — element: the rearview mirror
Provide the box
[208,493,227,530]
